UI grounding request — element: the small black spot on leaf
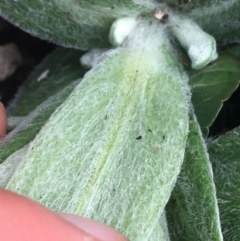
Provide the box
[136,135,142,140]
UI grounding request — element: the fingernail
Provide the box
[83,237,99,241]
[59,213,128,241]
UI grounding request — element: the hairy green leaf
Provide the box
[0,0,156,49]
[7,19,189,241]
[191,0,240,43]
[7,47,85,116]
[166,113,223,241]
[208,127,240,241]
[189,51,240,136]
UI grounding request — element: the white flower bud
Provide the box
[169,14,218,69]
[109,17,137,46]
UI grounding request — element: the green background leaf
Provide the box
[0,0,152,49]
[1,47,85,163]
[208,127,240,240]
[167,0,240,44]
[0,81,79,164]
[166,114,222,241]
[225,45,240,59]
[7,47,85,116]
[189,51,240,136]
[191,1,240,44]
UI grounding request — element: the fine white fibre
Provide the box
[7,116,26,131]
[147,212,170,241]
[109,17,137,46]
[80,49,109,69]
[168,13,217,69]
[37,69,50,82]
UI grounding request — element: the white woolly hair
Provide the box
[123,17,169,50]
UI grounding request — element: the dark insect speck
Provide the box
[136,135,142,140]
